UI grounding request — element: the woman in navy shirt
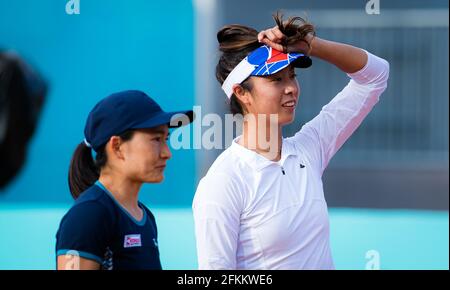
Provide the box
[56,90,193,270]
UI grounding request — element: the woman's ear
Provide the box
[232,84,252,107]
[108,136,125,160]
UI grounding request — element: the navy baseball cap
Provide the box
[83,90,194,152]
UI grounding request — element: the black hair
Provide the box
[215,13,315,115]
[68,130,134,199]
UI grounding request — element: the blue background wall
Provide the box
[0,0,196,205]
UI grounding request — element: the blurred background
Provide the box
[0,0,448,269]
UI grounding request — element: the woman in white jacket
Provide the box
[193,14,389,270]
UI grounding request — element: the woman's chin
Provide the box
[145,174,164,184]
[279,114,296,126]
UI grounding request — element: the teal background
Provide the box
[0,204,448,270]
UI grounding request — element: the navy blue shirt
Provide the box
[56,181,162,270]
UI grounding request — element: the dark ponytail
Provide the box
[215,12,315,115]
[216,25,260,115]
[68,130,134,199]
[68,143,105,199]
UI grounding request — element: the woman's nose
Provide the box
[161,143,172,160]
[285,80,299,96]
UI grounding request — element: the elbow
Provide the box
[379,57,390,84]
[373,57,390,91]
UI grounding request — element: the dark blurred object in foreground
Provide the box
[0,51,47,190]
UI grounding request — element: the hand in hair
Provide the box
[258,26,314,55]
[259,14,368,73]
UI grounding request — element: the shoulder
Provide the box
[56,199,113,250]
[75,184,109,204]
[194,148,248,212]
[199,146,248,191]
[205,146,252,181]
[60,185,114,229]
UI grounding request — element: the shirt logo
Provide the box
[124,234,142,248]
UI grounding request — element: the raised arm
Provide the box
[309,36,368,73]
[259,26,390,175]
